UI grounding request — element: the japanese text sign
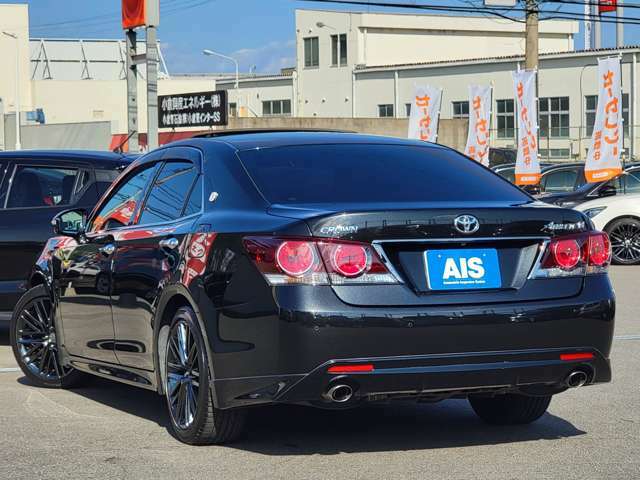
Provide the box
[408,85,442,143]
[159,90,228,129]
[585,57,623,183]
[464,85,492,166]
[512,70,541,185]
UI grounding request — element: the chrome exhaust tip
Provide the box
[565,370,588,388]
[324,384,354,403]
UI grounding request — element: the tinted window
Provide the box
[7,166,78,208]
[624,169,640,194]
[183,176,202,216]
[542,169,578,193]
[239,144,528,204]
[91,164,158,232]
[138,162,198,225]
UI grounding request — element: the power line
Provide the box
[299,0,640,25]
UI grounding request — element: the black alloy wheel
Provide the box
[607,218,640,265]
[163,307,246,444]
[10,285,82,388]
[166,318,201,430]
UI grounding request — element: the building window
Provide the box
[452,101,469,119]
[262,99,292,117]
[496,99,515,139]
[331,34,348,67]
[378,104,394,118]
[405,103,412,117]
[229,102,237,118]
[304,37,319,68]
[539,97,569,138]
[585,94,629,137]
[539,148,571,160]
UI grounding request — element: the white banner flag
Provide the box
[464,85,492,166]
[585,57,624,183]
[512,70,541,185]
[408,85,442,143]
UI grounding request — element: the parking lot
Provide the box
[0,266,637,480]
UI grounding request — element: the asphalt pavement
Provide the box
[0,266,638,479]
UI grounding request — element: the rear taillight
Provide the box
[243,237,398,286]
[532,231,611,278]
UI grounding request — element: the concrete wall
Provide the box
[3,117,111,150]
[218,116,468,151]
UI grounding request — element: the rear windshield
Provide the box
[238,144,529,204]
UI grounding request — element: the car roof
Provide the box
[577,192,640,210]
[0,150,134,169]
[191,131,448,151]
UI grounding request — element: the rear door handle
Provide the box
[159,237,179,251]
[99,244,116,256]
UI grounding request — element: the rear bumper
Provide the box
[210,274,615,409]
[214,348,611,408]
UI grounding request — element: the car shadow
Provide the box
[16,373,585,454]
[0,324,9,346]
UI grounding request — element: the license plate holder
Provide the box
[425,248,502,291]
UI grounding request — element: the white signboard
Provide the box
[512,70,541,185]
[408,85,442,143]
[484,0,516,5]
[585,57,624,183]
[464,85,492,166]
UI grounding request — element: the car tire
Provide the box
[10,285,83,388]
[468,393,552,425]
[163,306,247,445]
[605,217,640,265]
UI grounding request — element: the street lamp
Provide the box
[2,31,21,150]
[203,48,240,116]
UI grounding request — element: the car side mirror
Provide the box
[523,184,542,195]
[52,208,87,238]
[599,184,617,198]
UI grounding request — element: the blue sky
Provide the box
[4,0,639,74]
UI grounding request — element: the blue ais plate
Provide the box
[425,248,502,291]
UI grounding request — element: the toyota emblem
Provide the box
[453,215,480,234]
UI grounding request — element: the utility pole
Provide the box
[2,31,21,150]
[525,0,538,72]
[594,1,602,49]
[147,26,159,150]
[617,0,624,48]
[126,29,139,153]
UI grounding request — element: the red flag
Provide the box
[599,0,617,14]
[122,0,146,29]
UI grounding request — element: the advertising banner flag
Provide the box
[408,85,442,143]
[585,57,624,183]
[512,70,541,185]
[464,85,492,166]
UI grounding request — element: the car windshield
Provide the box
[238,144,530,205]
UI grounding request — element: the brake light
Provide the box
[560,352,594,361]
[330,244,369,277]
[550,239,581,270]
[587,232,610,267]
[276,241,316,276]
[243,237,399,286]
[532,231,611,278]
[327,364,374,374]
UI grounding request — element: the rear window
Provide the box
[239,144,529,205]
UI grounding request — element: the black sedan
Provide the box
[0,150,132,322]
[10,132,614,444]
[538,163,640,207]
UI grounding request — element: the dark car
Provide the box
[10,133,614,445]
[538,163,640,207]
[491,162,555,185]
[0,151,132,322]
